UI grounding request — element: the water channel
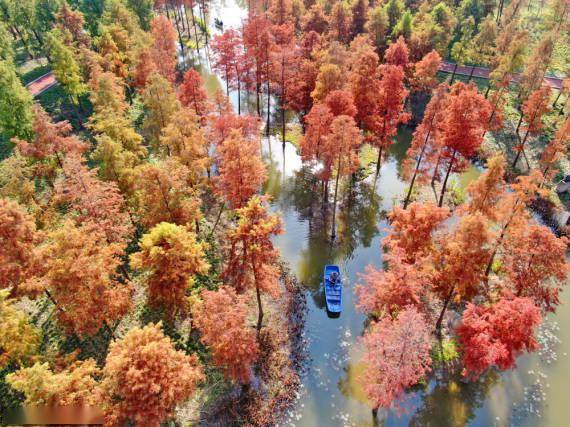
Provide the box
[194,2,570,425]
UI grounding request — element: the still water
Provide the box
[198,3,570,426]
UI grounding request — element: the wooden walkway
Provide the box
[26,71,57,97]
[439,61,564,90]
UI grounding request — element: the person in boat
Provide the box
[328,271,340,287]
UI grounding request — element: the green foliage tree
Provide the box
[45,29,87,105]
[0,59,33,141]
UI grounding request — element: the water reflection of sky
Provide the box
[198,3,570,424]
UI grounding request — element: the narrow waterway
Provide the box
[197,3,570,426]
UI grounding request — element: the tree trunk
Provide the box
[450,62,458,83]
[237,77,241,115]
[438,149,456,207]
[515,113,524,134]
[255,283,263,335]
[552,89,563,109]
[435,287,455,332]
[282,101,286,148]
[404,144,427,209]
[331,154,342,239]
[375,146,383,177]
[189,4,200,55]
[512,129,530,168]
[266,80,271,136]
[256,81,261,116]
[468,64,476,81]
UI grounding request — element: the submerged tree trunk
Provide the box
[331,154,342,239]
[438,149,457,207]
[375,146,383,177]
[404,143,427,209]
[255,283,263,335]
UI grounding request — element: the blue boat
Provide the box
[324,264,342,315]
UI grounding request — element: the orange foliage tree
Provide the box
[402,83,448,208]
[0,198,41,295]
[540,118,570,180]
[56,153,134,245]
[502,222,568,312]
[356,251,426,317]
[101,323,203,425]
[328,115,363,238]
[215,129,267,209]
[411,50,442,93]
[159,107,209,184]
[133,158,202,229]
[384,202,450,263]
[463,154,506,221]
[384,36,410,71]
[431,214,492,331]
[224,196,283,333]
[26,221,132,337]
[130,222,209,316]
[193,286,259,382]
[513,86,552,169]
[179,68,210,119]
[150,16,177,82]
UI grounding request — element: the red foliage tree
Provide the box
[384,36,410,71]
[356,251,426,317]
[132,48,156,89]
[14,105,87,169]
[215,129,266,209]
[101,323,204,425]
[210,112,260,145]
[211,29,241,96]
[513,86,552,168]
[456,296,541,378]
[285,58,318,117]
[348,39,380,126]
[193,286,259,382]
[360,307,432,410]
[179,68,210,118]
[243,14,273,117]
[324,89,357,117]
[435,82,491,207]
[432,213,492,331]
[411,50,442,93]
[299,103,334,176]
[328,115,363,238]
[402,83,448,207]
[366,64,410,174]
